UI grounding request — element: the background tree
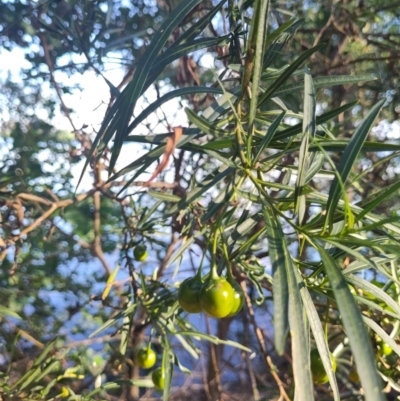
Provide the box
[1,1,400,401]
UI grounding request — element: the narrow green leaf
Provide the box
[33,358,63,384]
[227,213,262,248]
[354,215,400,233]
[175,331,252,352]
[173,334,199,360]
[173,353,192,375]
[314,242,386,401]
[148,191,180,203]
[304,152,325,183]
[108,0,204,173]
[254,112,286,163]
[299,282,340,400]
[262,140,400,155]
[165,226,207,270]
[230,225,267,260]
[274,75,376,98]
[325,99,385,230]
[362,315,400,357]
[295,66,315,223]
[125,128,200,145]
[119,301,133,356]
[257,44,323,107]
[263,19,304,68]
[201,184,234,223]
[264,209,289,355]
[79,0,204,188]
[272,101,358,142]
[34,339,58,366]
[168,166,234,215]
[86,379,154,397]
[354,296,400,320]
[110,132,198,186]
[128,87,223,135]
[162,340,172,401]
[12,366,41,391]
[0,305,21,319]
[307,192,400,235]
[355,179,400,222]
[326,236,400,256]
[201,86,241,122]
[247,0,269,131]
[342,255,397,276]
[345,275,400,317]
[110,144,166,182]
[185,107,226,136]
[145,36,229,88]
[171,0,225,47]
[138,199,165,227]
[89,311,124,338]
[263,209,314,400]
[319,237,378,271]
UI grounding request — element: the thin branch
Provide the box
[242,281,291,401]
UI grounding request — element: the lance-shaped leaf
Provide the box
[0,305,21,319]
[145,36,229,90]
[263,208,314,401]
[362,315,400,357]
[78,0,204,188]
[185,107,226,136]
[267,140,400,153]
[168,166,234,215]
[299,279,340,401]
[263,18,304,68]
[315,242,386,401]
[345,274,400,317]
[257,44,323,107]
[325,99,385,230]
[161,340,173,401]
[355,179,400,222]
[272,101,358,142]
[295,66,316,224]
[254,111,286,163]
[171,0,226,47]
[128,87,223,135]
[263,208,289,355]
[247,0,269,131]
[102,264,120,300]
[274,75,376,98]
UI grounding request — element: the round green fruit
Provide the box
[226,279,244,317]
[380,342,393,357]
[134,245,148,261]
[136,346,156,369]
[310,348,337,385]
[152,367,165,390]
[178,276,203,313]
[199,277,234,318]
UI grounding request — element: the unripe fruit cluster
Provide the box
[178,273,244,319]
[136,345,165,391]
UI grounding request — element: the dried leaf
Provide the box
[144,126,183,186]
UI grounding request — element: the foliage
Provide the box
[1,1,400,401]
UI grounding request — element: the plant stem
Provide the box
[210,231,220,280]
[195,249,207,280]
